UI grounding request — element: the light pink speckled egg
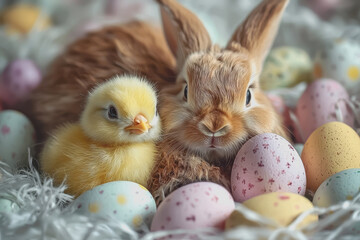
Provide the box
[295,79,354,142]
[0,59,42,106]
[231,133,306,202]
[151,182,235,231]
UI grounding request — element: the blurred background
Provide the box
[0,0,359,71]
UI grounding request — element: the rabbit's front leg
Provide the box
[148,149,230,205]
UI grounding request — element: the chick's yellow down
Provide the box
[40,75,161,197]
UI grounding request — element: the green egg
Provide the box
[260,47,313,90]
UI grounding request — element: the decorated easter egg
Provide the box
[314,38,360,95]
[231,133,306,202]
[0,59,42,106]
[313,168,360,207]
[151,182,235,231]
[1,4,52,34]
[72,181,156,229]
[260,47,312,90]
[226,192,317,229]
[302,122,360,193]
[267,94,291,126]
[0,110,36,170]
[295,79,354,141]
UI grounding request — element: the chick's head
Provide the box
[80,75,161,144]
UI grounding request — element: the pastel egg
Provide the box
[267,94,292,126]
[260,47,312,90]
[313,168,360,234]
[0,110,36,170]
[295,79,354,141]
[301,122,360,193]
[313,168,360,207]
[0,59,42,106]
[313,38,360,95]
[72,181,156,229]
[151,182,235,231]
[231,133,306,202]
[1,4,52,34]
[226,192,317,229]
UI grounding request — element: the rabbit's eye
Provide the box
[246,89,251,106]
[108,105,118,119]
[184,85,188,101]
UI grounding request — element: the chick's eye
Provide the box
[246,89,251,106]
[184,85,188,101]
[108,105,118,119]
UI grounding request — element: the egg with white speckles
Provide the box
[151,182,235,231]
[226,192,317,229]
[313,38,360,95]
[0,110,36,170]
[301,122,360,193]
[314,168,360,207]
[231,133,306,202]
[260,47,312,90]
[71,181,156,229]
[296,79,354,142]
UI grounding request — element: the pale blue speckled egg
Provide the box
[0,110,36,170]
[71,181,156,229]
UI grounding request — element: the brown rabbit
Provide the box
[23,21,176,144]
[147,0,290,204]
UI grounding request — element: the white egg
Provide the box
[71,181,156,229]
[314,38,360,96]
[0,110,36,170]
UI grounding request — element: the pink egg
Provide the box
[295,79,354,141]
[0,59,42,106]
[231,133,306,202]
[151,182,235,231]
[267,94,291,126]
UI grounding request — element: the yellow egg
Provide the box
[1,4,52,34]
[226,192,317,229]
[301,122,360,193]
[260,47,313,90]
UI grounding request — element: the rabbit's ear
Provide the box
[226,0,288,70]
[157,0,212,71]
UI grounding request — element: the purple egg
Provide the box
[0,59,42,106]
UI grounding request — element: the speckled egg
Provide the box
[301,122,360,193]
[0,110,36,170]
[314,38,360,95]
[260,47,312,90]
[0,59,42,106]
[295,79,354,141]
[231,133,306,202]
[72,181,156,229]
[226,192,317,229]
[313,168,360,207]
[1,4,52,34]
[151,182,235,231]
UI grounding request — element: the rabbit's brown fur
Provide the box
[23,21,176,144]
[147,0,290,204]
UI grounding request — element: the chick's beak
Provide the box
[125,114,151,135]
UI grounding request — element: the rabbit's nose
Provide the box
[199,123,230,137]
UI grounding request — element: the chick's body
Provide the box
[40,76,161,197]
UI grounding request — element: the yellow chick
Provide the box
[40,75,161,197]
